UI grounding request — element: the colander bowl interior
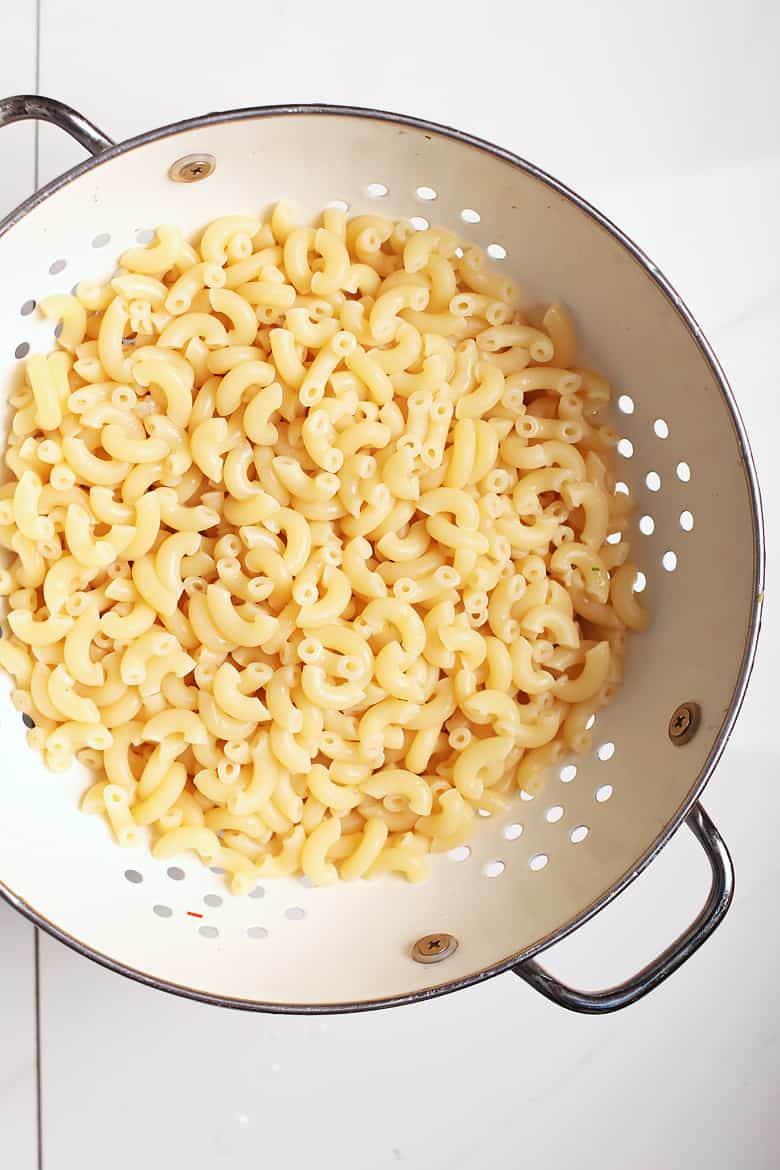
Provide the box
[0,106,761,1011]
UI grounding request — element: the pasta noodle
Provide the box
[0,203,648,891]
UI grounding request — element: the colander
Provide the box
[0,95,764,1015]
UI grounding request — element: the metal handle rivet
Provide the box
[669,702,701,745]
[169,154,216,183]
[412,933,458,964]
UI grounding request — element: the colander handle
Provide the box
[513,802,734,1013]
[0,95,114,157]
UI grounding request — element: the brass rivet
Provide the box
[669,702,700,746]
[411,933,458,964]
[168,154,216,183]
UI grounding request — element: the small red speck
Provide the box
[187,911,203,919]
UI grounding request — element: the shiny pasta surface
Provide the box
[0,203,649,890]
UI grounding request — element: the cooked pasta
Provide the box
[0,203,648,891]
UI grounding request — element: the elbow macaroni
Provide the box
[0,202,648,890]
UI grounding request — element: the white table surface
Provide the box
[2,2,779,1167]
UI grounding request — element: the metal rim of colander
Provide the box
[0,101,765,1013]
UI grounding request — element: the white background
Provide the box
[1,1,779,1167]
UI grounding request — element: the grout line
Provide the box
[33,5,43,1166]
[33,0,41,189]
[34,931,43,1170]
[34,2,43,1160]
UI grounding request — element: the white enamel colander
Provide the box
[0,96,764,1014]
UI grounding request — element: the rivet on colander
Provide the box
[669,702,701,746]
[411,933,458,964]
[168,154,216,183]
